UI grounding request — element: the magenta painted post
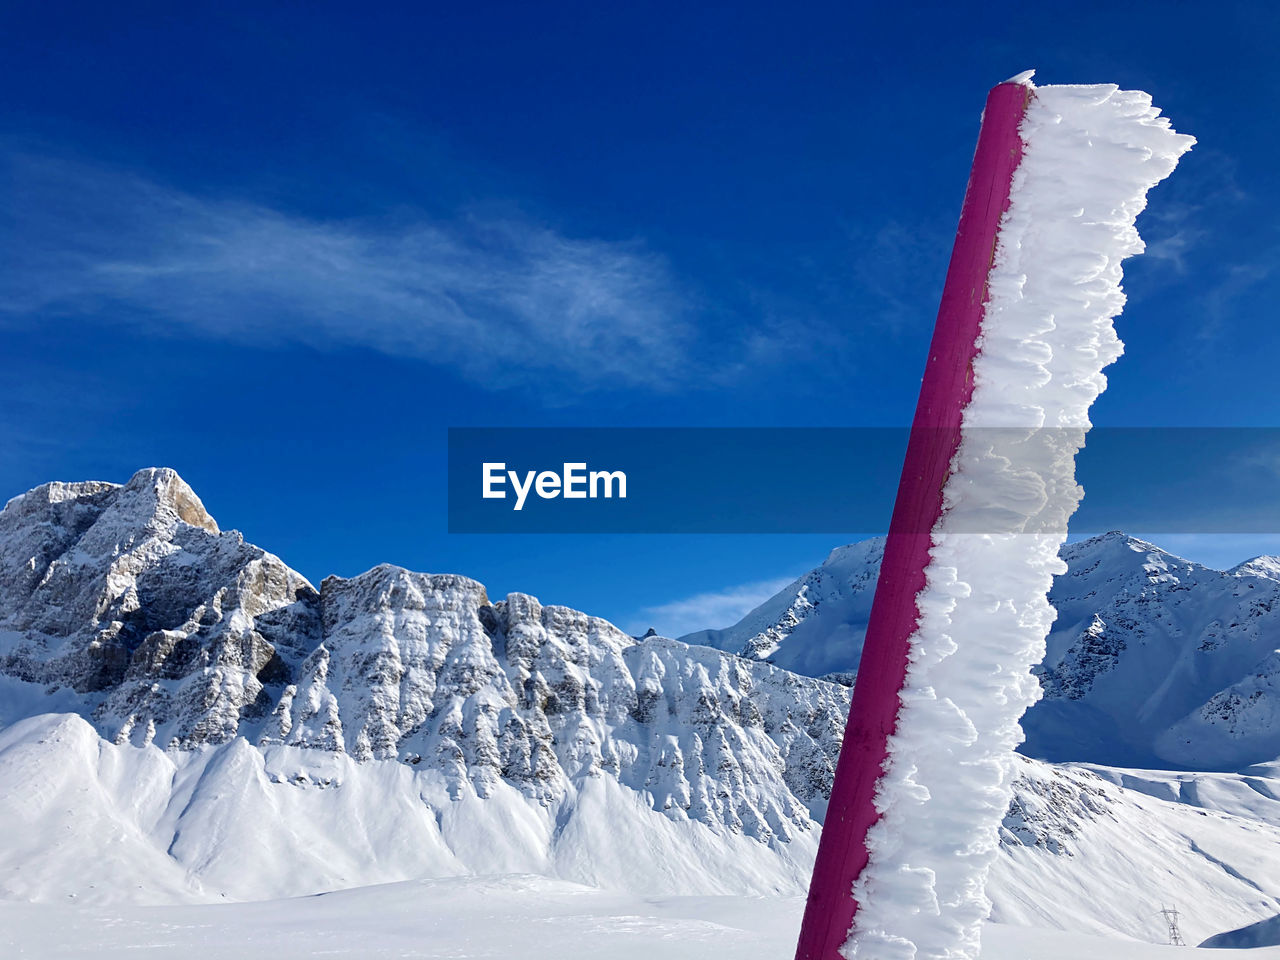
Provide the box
[794,80,1033,960]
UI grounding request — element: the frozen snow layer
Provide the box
[844,81,1194,960]
[3,877,1279,960]
[3,709,1279,947]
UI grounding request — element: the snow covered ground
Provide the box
[4,875,1278,959]
[3,708,1279,950]
[3,471,1279,955]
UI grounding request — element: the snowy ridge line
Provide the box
[844,82,1194,960]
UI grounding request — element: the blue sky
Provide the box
[2,2,1278,637]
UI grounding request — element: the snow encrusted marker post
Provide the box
[796,73,1193,960]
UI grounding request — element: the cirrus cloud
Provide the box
[624,574,798,639]
[1,151,705,393]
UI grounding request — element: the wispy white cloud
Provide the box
[1143,226,1202,272]
[0,152,707,393]
[1230,437,1280,480]
[626,574,797,639]
[1132,151,1276,332]
[846,218,950,332]
[1202,258,1277,338]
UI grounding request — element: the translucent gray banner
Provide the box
[447,427,1280,534]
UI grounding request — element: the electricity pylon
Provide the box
[1160,905,1186,946]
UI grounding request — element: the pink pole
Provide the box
[794,80,1032,960]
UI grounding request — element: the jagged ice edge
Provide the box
[843,81,1195,960]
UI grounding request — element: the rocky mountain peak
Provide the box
[0,469,851,844]
[1231,555,1280,582]
[821,537,885,570]
[124,466,220,535]
[3,467,221,537]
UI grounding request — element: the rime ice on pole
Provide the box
[809,78,1194,960]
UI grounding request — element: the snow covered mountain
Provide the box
[1,468,1279,948]
[684,532,1280,770]
[0,468,844,900]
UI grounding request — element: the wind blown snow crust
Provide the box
[843,82,1194,960]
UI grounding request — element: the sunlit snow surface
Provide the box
[5,474,1277,956]
[3,709,1279,951]
[844,82,1195,959]
[4,876,1279,959]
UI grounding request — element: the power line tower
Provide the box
[1160,905,1186,946]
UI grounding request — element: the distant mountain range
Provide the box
[683,532,1280,770]
[0,468,1278,946]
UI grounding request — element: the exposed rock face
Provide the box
[0,468,318,748]
[999,759,1115,856]
[0,469,848,841]
[246,566,849,839]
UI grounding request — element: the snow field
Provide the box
[3,876,1278,959]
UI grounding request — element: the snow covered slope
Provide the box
[4,875,1279,960]
[4,707,1278,943]
[989,757,1280,944]
[1,470,1279,946]
[681,539,884,685]
[684,532,1280,769]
